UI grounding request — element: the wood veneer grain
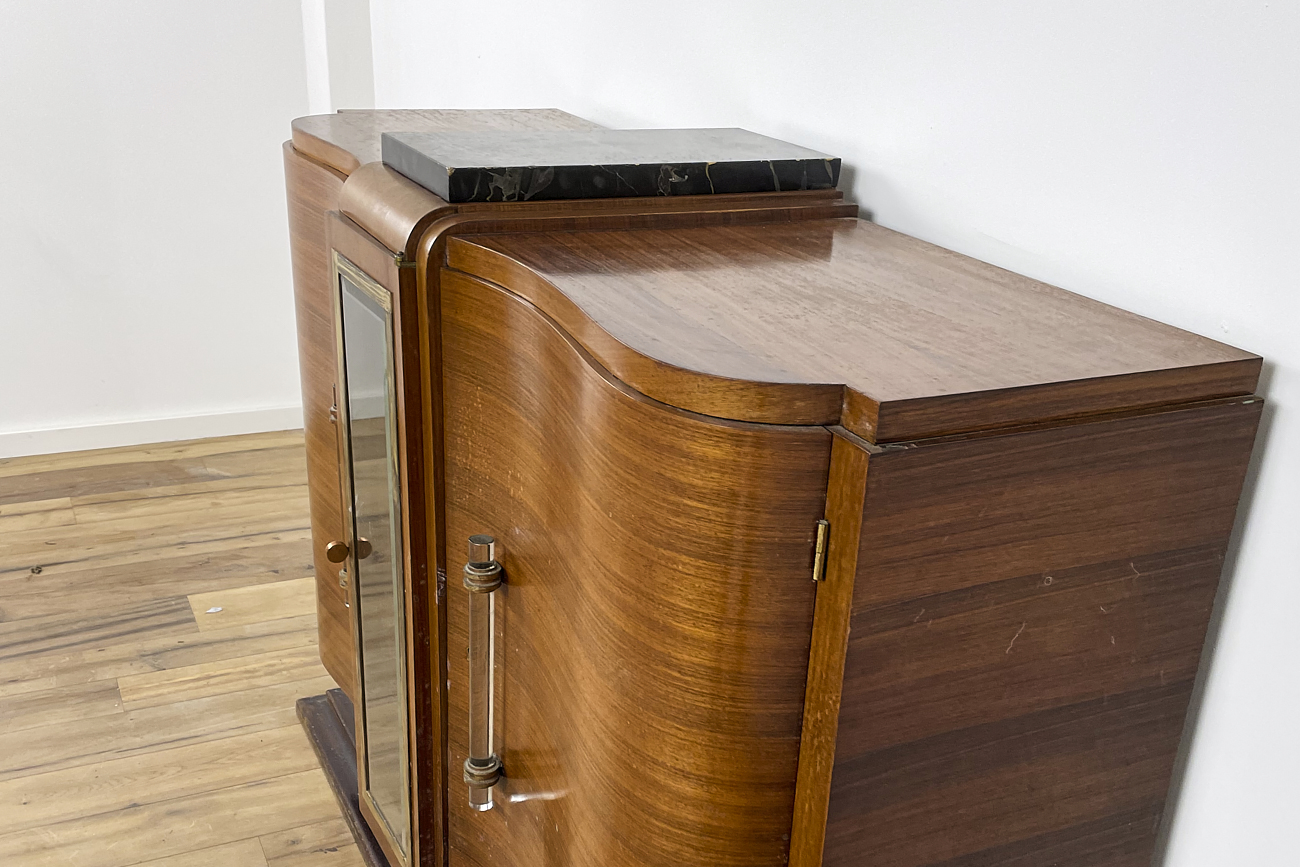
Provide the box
[338,162,449,259]
[453,221,1260,441]
[821,397,1262,867]
[846,399,1263,614]
[338,159,850,262]
[788,431,875,867]
[289,110,1265,867]
[284,140,354,698]
[288,109,634,713]
[446,234,843,425]
[440,268,831,867]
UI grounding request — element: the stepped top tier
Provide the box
[381,128,840,203]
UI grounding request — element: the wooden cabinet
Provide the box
[284,111,1261,867]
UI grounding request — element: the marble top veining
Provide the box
[381,128,841,203]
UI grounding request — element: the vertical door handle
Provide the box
[464,534,503,811]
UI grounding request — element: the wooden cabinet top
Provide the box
[292,109,601,176]
[449,220,1259,442]
[289,110,1258,443]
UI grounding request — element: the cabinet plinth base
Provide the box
[296,689,390,867]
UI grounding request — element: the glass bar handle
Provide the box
[463,534,503,811]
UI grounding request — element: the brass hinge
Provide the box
[812,519,830,583]
[394,253,416,269]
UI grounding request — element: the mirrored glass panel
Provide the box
[338,264,410,860]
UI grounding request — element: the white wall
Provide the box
[370,2,1297,863]
[301,0,376,114]
[0,1,310,457]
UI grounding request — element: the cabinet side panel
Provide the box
[284,141,355,698]
[824,400,1261,867]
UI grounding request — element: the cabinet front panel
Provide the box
[440,269,832,867]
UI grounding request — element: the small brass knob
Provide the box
[325,541,350,563]
[354,538,374,560]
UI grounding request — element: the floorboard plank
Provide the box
[0,725,319,836]
[0,430,346,861]
[129,838,269,867]
[203,445,309,480]
[0,614,316,701]
[0,533,313,619]
[119,645,328,710]
[0,675,335,782]
[188,577,317,632]
[0,768,339,867]
[0,459,221,507]
[1,490,310,566]
[0,680,123,734]
[70,485,310,527]
[0,431,305,480]
[1,532,312,613]
[0,498,76,533]
[260,818,368,867]
[70,471,309,510]
[0,596,195,662]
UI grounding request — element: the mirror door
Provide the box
[334,252,412,866]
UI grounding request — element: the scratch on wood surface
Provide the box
[1006,621,1027,654]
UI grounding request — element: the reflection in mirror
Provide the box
[339,268,410,860]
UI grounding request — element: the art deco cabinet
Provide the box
[284,110,1262,867]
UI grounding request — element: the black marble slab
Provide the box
[381,128,840,203]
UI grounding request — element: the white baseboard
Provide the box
[0,406,305,459]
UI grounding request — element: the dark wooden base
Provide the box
[296,689,390,867]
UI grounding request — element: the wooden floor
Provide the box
[0,431,361,866]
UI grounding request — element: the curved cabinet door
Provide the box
[441,269,832,867]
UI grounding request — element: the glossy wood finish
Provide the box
[291,110,849,720]
[283,141,354,697]
[816,397,1261,867]
[287,111,614,707]
[439,269,832,867]
[454,221,1260,441]
[287,109,1264,867]
[789,431,874,867]
[338,162,448,259]
[340,160,852,262]
[292,110,601,177]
